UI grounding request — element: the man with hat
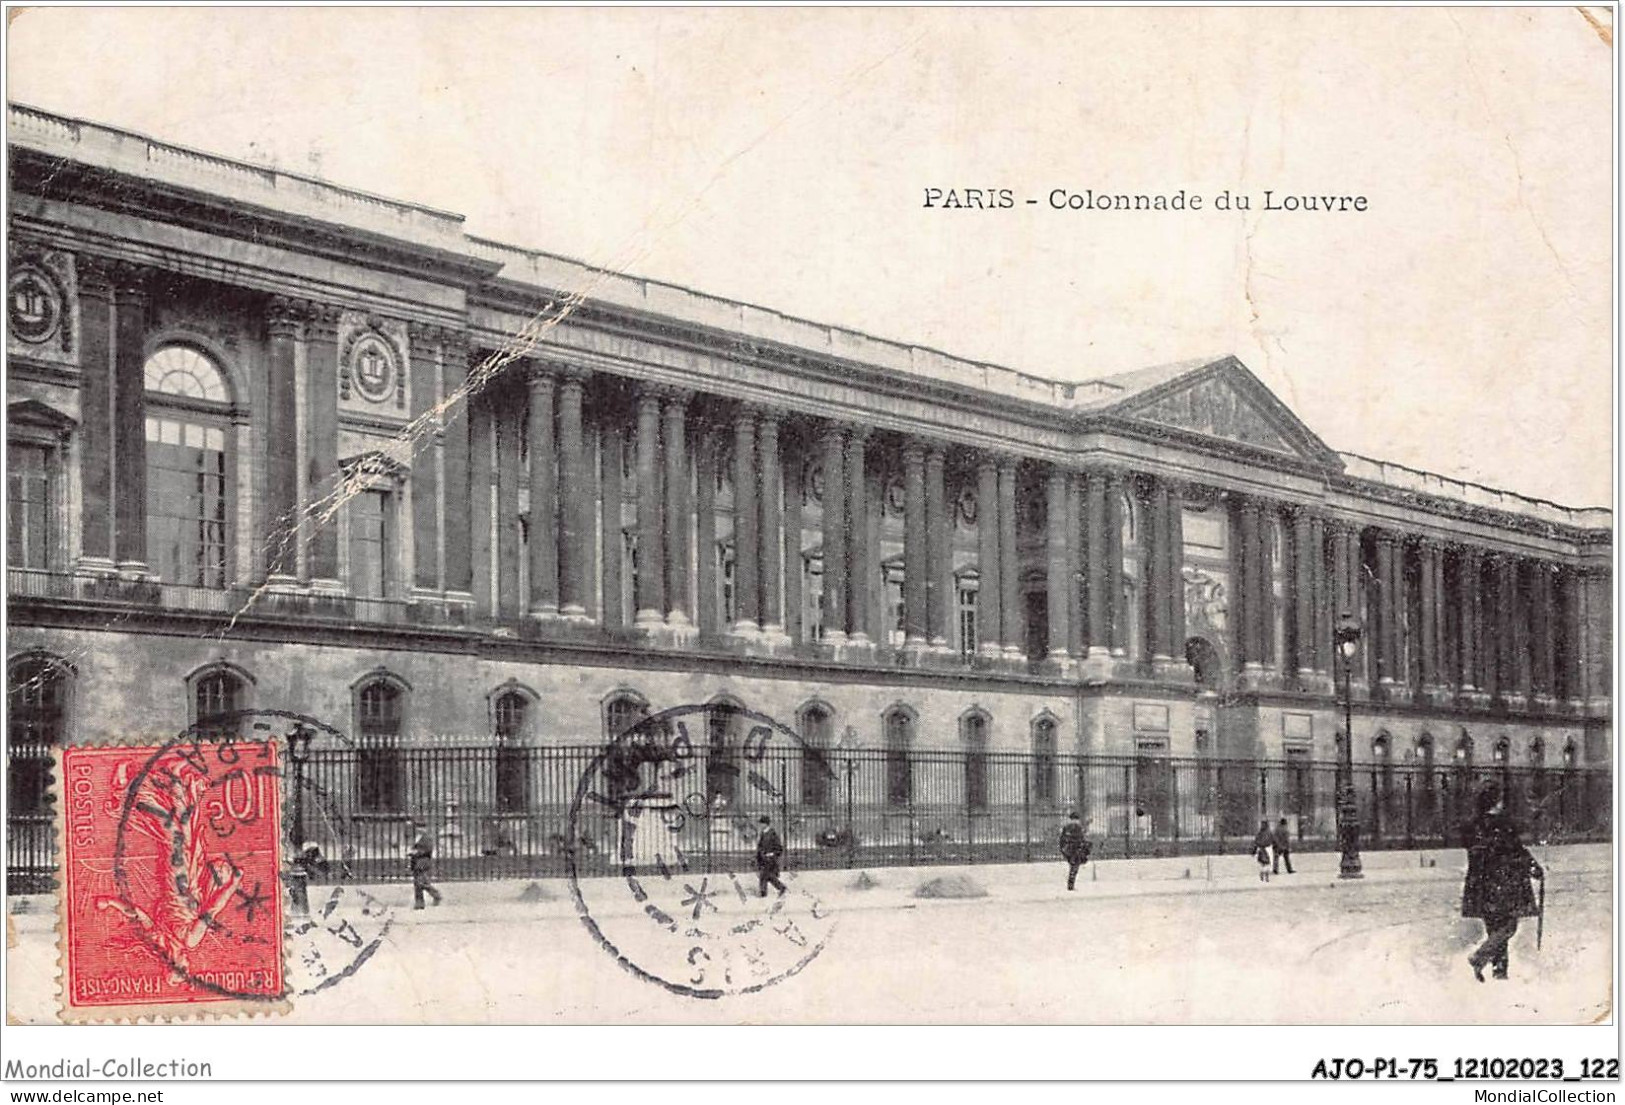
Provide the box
[755,815,787,897]
[1059,811,1091,891]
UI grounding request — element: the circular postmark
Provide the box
[107,710,393,1003]
[567,703,839,999]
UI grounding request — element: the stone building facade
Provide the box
[6,104,1614,807]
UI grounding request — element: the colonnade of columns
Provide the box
[65,263,1593,706]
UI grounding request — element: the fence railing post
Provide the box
[1404,772,1414,850]
[844,756,856,870]
[1122,763,1132,859]
[1023,765,1032,864]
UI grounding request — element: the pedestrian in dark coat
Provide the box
[1461,788,1541,981]
[1059,812,1091,891]
[1271,817,1295,875]
[409,824,442,910]
[1253,820,1274,882]
[755,815,787,897]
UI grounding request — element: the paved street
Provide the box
[7,845,1610,1024]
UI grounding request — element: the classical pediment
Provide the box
[1103,356,1341,470]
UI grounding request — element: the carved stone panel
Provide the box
[7,244,77,367]
[338,311,409,417]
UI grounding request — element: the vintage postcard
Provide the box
[0,3,1614,1077]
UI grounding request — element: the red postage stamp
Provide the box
[59,740,286,1019]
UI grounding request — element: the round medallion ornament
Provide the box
[349,335,396,403]
[9,270,61,344]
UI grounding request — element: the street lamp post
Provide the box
[1335,612,1364,879]
[287,723,315,849]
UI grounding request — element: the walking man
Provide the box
[409,823,443,910]
[1271,817,1295,875]
[1462,787,1542,981]
[1059,811,1091,891]
[755,815,787,897]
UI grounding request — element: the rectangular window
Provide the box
[350,489,391,599]
[885,565,904,647]
[622,530,638,625]
[7,442,51,569]
[957,584,978,657]
[145,420,227,587]
[804,556,824,642]
[718,544,737,626]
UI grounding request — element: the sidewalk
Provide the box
[10,843,1607,933]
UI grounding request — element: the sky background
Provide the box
[7,6,1614,507]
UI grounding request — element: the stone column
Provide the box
[111,264,149,575]
[441,335,473,602]
[1534,560,1556,700]
[1105,472,1127,656]
[1084,470,1108,657]
[1561,564,1585,703]
[820,424,848,643]
[998,455,1020,660]
[1290,506,1315,678]
[663,390,693,629]
[1144,478,1168,664]
[757,412,784,641]
[976,457,1002,658]
[74,258,114,571]
[263,297,301,581]
[732,408,760,634]
[1373,532,1400,686]
[925,446,950,651]
[902,442,929,648]
[633,387,664,627]
[1458,546,1481,693]
[1165,479,1186,661]
[556,368,591,620]
[407,323,442,594]
[1489,552,1516,702]
[469,389,494,616]
[1418,539,1438,691]
[495,396,521,619]
[1065,473,1084,659]
[1045,466,1071,662]
[1239,498,1266,673]
[846,429,871,645]
[1309,512,1329,675]
[599,418,625,631]
[695,424,718,638]
[782,430,803,644]
[524,364,558,617]
[304,304,341,585]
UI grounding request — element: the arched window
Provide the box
[189,664,251,733]
[355,676,405,813]
[1562,740,1579,769]
[705,698,744,806]
[1492,737,1510,766]
[799,703,833,807]
[961,710,990,811]
[884,707,914,807]
[604,693,647,740]
[1031,717,1058,805]
[1529,737,1546,767]
[1454,733,1474,768]
[144,345,232,588]
[492,689,531,814]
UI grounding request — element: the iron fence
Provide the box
[7,741,1610,892]
[279,744,1611,884]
